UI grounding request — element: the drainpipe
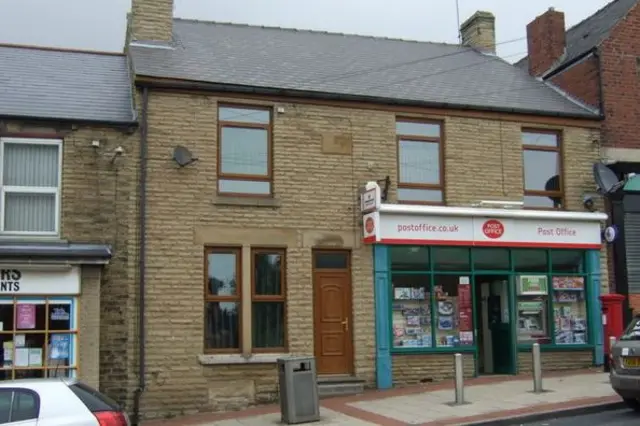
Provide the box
[132,86,149,426]
[594,48,605,118]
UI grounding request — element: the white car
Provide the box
[0,378,129,425]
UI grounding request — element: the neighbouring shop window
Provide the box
[0,298,77,380]
[205,248,241,352]
[521,130,563,209]
[0,138,62,235]
[252,249,286,351]
[396,119,444,204]
[217,105,272,196]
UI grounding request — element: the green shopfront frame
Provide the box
[364,184,608,389]
[374,245,604,388]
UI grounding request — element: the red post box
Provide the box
[601,293,626,372]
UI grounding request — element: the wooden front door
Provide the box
[313,250,353,375]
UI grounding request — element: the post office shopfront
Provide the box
[362,186,607,387]
[0,243,111,388]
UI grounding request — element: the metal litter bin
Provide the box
[278,356,320,424]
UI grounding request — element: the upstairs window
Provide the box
[217,105,272,196]
[0,138,61,235]
[522,130,563,209]
[396,119,444,204]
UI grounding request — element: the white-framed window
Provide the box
[0,138,62,236]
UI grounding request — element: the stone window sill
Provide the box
[198,353,287,365]
[213,195,281,208]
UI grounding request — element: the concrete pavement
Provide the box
[142,369,624,426]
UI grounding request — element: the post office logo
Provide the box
[482,219,505,239]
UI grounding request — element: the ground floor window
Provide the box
[204,247,287,354]
[0,297,77,380]
[389,246,590,352]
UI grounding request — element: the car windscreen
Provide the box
[620,317,640,341]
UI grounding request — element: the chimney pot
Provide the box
[460,11,496,54]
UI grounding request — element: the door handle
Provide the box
[342,319,349,332]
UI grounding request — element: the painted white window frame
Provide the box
[0,137,63,237]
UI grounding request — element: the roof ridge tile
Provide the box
[172,18,461,47]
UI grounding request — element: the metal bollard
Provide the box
[609,336,617,351]
[532,343,543,393]
[454,353,465,404]
[605,336,617,372]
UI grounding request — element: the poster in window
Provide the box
[49,335,70,360]
[28,348,42,367]
[517,276,548,295]
[14,348,29,367]
[14,334,25,348]
[552,276,587,345]
[51,307,70,322]
[16,304,36,329]
[457,278,473,344]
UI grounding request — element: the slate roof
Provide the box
[0,45,137,124]
[515,0,639,74]
[130,19,598,118]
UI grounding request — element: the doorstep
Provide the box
[317,374,366,398]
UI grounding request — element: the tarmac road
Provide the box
[520,408,639,426]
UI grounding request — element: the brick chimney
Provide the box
[526,7,566,76]
[460,11,496,54]
[130,0,174,43]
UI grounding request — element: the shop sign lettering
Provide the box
[0,269,21,292]
[482,219,504,239]
[397,223,460,233]
[537,226,577,237]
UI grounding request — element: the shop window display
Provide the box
[552,277,587,344]
[391,273,431,348]
[434,275,474,347]
[0,298,76,380]
[389,246,590,352]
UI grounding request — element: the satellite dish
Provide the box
[172,145,198,167]
[544,175,562,207]
[593,162,622,195]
